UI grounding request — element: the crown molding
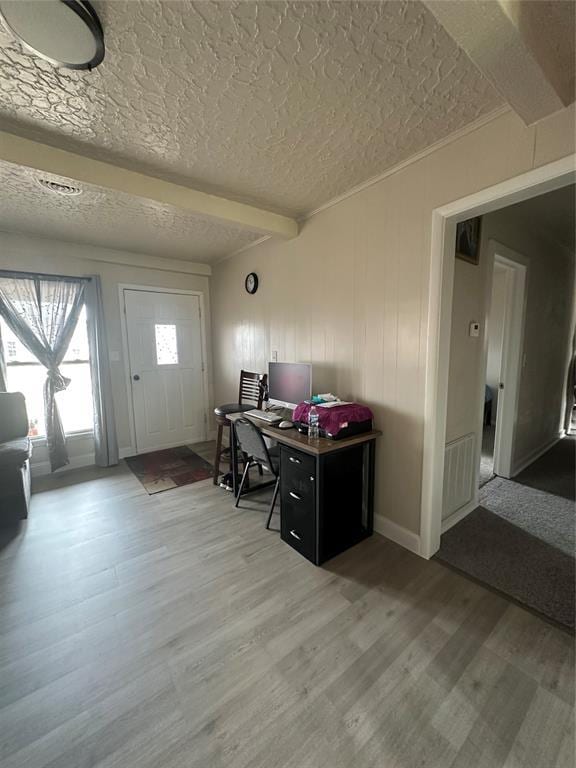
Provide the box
[304,105,512,220]
[215,105,512,263]
[214,234,272,265]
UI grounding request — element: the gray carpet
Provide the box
[437,436,575,630]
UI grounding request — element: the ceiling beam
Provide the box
[424,0,575,125]
[0,131,299,239]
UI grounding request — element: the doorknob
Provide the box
[499,382,504,390]
[133,374,140,381]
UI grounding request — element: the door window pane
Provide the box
[155,324,178,365]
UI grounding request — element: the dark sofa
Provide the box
[0,392,32,522]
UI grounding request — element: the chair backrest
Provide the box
[238,370,267,408]
[0,392,29,443]
[235,418,277,474]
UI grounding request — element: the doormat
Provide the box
[125,446,213,494]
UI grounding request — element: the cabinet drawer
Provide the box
[280,447,315,478]
[281,472,315,506]
[281,492,316,563]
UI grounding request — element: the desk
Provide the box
[227,412,381,565]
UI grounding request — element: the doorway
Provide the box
[481,249,527,487]
[481,264,506,485]
[421,154,575,559]
[122,287,208,454]
[432,182,575,629]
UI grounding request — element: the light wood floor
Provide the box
[0,444,573,768]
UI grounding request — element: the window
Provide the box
[155,323,179,365]
[1,306,94,437]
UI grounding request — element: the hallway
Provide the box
[437,437,575,629]
[479,424,496,487]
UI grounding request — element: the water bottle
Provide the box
[308,405,320,439]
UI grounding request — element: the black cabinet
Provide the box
[279,440,375,565]
[280,448,317,562]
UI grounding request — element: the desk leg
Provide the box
[367,439,375,534]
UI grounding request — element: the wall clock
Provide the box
[245,272,259,294]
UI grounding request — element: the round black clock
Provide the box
[245,272,259,294]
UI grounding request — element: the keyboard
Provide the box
[244,409,283,424]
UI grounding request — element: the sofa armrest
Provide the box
[0,392,29,442]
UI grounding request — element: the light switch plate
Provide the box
[271,350,278,362]
[469,322,480,338]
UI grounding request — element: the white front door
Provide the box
[124,289,206,453]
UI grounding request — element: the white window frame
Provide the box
[0,314,95,442]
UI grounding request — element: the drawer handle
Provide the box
[289,529,302,541]
[289,491,302,501]
[289,456,301,464]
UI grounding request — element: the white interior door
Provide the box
[124,289,206,453]
[492,254,527,478]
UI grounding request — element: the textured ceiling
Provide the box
[0,161,261,262]
[0,0,503,225]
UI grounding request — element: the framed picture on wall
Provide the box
[455,217,482,265]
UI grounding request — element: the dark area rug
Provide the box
[437,436,575,631]
[513,435,575,501]
[125,446,213,494]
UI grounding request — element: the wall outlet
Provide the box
[469,322,480,338]
[271,350,278,362]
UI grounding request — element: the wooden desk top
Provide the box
[227,411,381,456]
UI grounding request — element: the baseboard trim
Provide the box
[31,453,95,478]
[512,434,563,477]
[374,514,421,556]
[119,446,134,460]
[441,497,478,534]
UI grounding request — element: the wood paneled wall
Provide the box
[211,106,575,541]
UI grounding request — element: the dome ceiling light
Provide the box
[0,0,104,70]
[36,178,83,196]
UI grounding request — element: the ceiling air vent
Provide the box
[36,178,83,196]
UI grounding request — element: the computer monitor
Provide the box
[268,362,312,409]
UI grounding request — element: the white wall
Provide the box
[445,257,490,444]
[211,105,575,545]
[0,231,212,473]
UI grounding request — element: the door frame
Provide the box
[420,154,575,559]
[118,284,210,456]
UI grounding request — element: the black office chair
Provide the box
[234,418,280,529]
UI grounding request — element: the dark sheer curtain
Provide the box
[0,274,86,471]
[85,275,118,467]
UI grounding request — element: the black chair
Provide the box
[234,418,280,529]
[213,370,267,485]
